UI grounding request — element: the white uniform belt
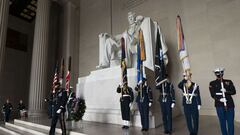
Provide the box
[183,93,196,96]
[160,93,168,96]
[122,95,130,97]
[216,93,223,95]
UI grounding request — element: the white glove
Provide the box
[220,98,227,103]
[149,103,152,107]
[56,109,61,114]
[129,103,132,108]
[171,103,175,108]
[198,105,201,110]
[220,88,226,93]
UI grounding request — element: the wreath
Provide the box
[72,98,86,121]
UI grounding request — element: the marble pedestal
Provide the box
[76,67,162,128]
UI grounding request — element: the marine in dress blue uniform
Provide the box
[49,83,68,135]
[157,78,175,134]
[178,73,201,135]
[117,83,134,129]
[209,68,236,135]
[135,78,153,131]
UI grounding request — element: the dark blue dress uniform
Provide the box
[49,88,68,135]
[117,85,134,129]
[2,102,13,122]
[135,83,153,131]
[209,79,236,135]
[178,80,201,135]
[45,92,54,119]
[157,81,175,134]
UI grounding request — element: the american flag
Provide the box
[65,71,70,92]
[65,57,71,92]
[52,62,59,93]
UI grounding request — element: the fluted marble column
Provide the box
[28,0,50,116]
[0,0,9,75]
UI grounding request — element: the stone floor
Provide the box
[19,115,240,135]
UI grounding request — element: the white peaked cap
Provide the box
[214,67,225,73]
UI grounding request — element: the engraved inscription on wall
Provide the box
[122,0,147,9]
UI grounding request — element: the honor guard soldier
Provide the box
[135,78,153,131]
[209,68,236,135]
[2,99,13,122]
[49,82,68,135]
[117,83,134,129]
[157,76,175,134]
[178,73,201,135]
[45,91,54,119]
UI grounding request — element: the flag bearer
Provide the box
[178,72,201,135]
[135,78,153,131]
[117,83,134,129]
[157,75,175,134]
[49,82,68,135]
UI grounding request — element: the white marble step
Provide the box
[5,122,46,135]
[14,119,86,135]
[14,119,61,135]
[0,126,21,135]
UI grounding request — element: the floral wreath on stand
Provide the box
[72,98,86,122]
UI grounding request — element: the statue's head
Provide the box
[136,15,144,24]
[128,12,136,25]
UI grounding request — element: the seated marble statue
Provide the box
[97,12,168,71]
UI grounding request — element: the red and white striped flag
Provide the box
[65,57,71,92]
[52,62,59,93]
[65,70,70,92]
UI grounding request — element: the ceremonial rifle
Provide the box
[220,73,227,108]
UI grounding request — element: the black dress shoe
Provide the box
[125,126,129,129]
[141,128,145,131]
[122,126,126,129]
[164,131,170,134]
[144,128,149,131]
